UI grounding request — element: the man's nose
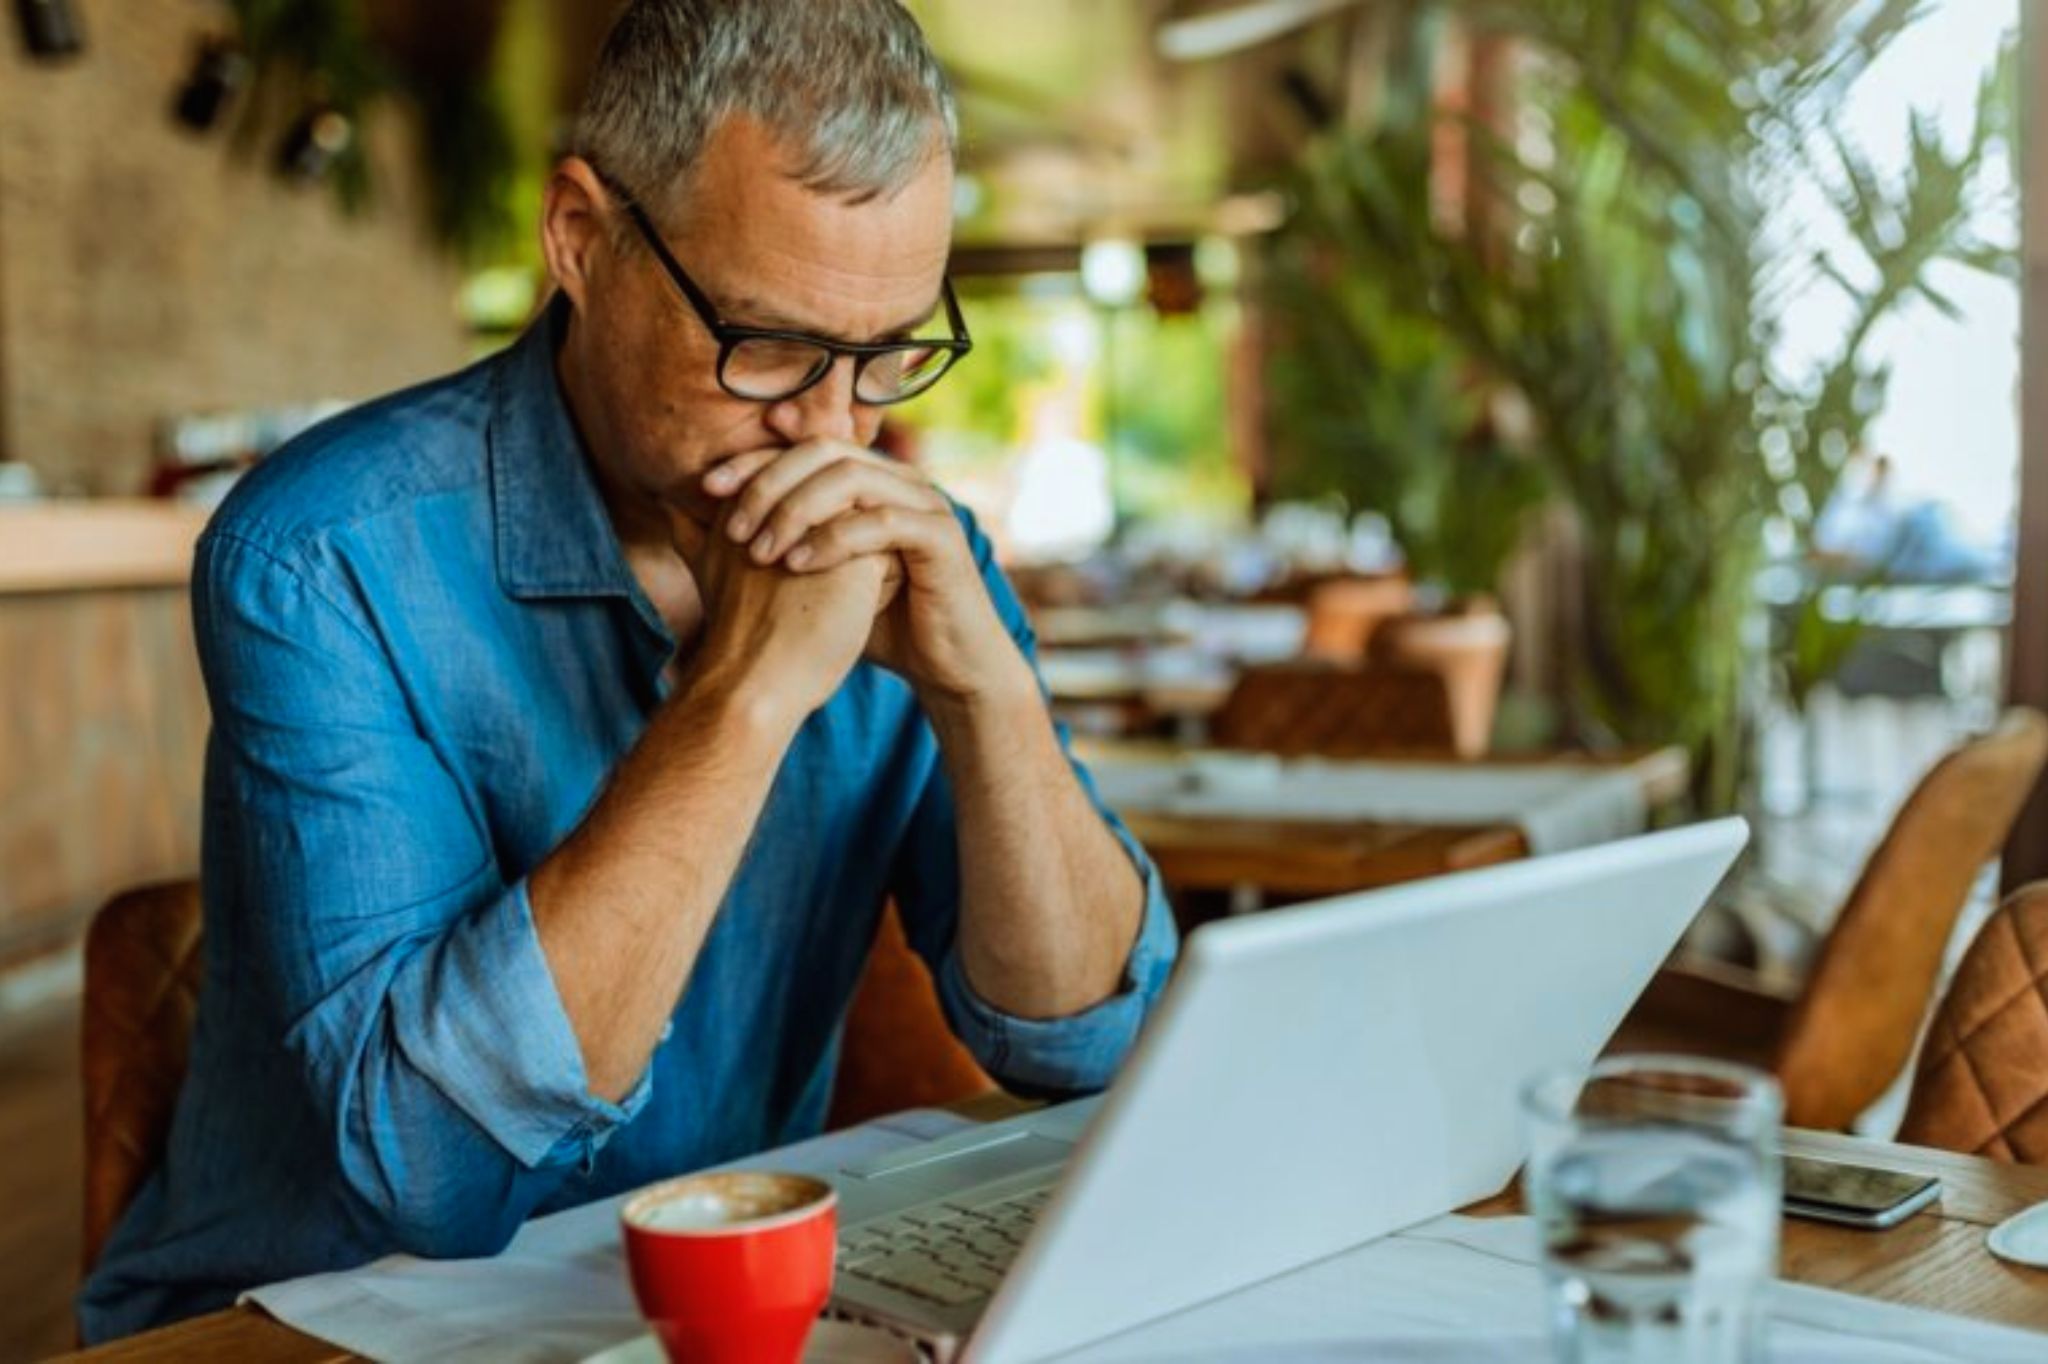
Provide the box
[765,356,861,445]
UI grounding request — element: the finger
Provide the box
[752,461,942,565]
[723,443,843,543]
[785,506,957,572]
[725,441,925,544]
[700,446,781,499]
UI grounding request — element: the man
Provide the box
[80,0,1176,1340]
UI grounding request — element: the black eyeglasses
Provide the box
[605,183,972,407]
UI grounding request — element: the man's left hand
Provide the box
[700,441,1034,706]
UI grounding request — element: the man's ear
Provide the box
[541,158,615,314]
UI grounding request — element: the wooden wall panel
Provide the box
[0,590,206,957]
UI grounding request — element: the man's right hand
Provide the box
[671,507,900,720]
[532,504,898,1098]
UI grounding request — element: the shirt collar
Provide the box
[488,295,642,601]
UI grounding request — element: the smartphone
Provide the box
[1782,1154,1941,1229]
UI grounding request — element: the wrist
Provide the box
[674,650,808,750]
[919,655,1043,742]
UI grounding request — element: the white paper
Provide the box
[1055,1215,2048,1364]
[247,1133,2047,1364]
[243,1109,970,1364]
[1086,755,1648,856]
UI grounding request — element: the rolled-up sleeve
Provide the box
[195,529,646,1253]
[892,508,1180,1095]
[931,852,1177,1095]
[380,879,651,1167]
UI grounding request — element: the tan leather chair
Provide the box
[1771,709,2048,1129]
[1897,882,2048,1164]
[1210,661,1458,758]
[1620,710,2048,1131]
[825,904,996,1131]
[81,881,203,1274]
[81,884,991,1273]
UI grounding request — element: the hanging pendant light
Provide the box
[277,104,356,183]
[14,0,85,60]
[173,35,250,132]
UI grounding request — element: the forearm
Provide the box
[928,678,1144,1019]
[530,655,801,1100]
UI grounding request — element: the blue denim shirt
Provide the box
[79,302,1178,1342]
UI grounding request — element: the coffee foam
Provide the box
[626,1171,831,1233]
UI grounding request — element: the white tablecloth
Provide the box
[243,1119,2047,1364]
[1060,1214,2048,1363]
[1085,754,1650,856]
[244,1110,970,1364]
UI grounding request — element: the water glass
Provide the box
[1522,1055,1783,1364]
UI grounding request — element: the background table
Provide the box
[1081,742,1691,897]
[62,1124,2048,1360]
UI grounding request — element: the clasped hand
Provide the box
[676,440,1032,716]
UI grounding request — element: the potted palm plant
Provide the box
[1260,0,2015,806]
[1265,248,1541,751]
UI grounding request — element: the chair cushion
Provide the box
[1899,884,2048,1164]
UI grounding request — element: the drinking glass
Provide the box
[1522,1055,1783,1364]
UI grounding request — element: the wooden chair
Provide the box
[1209,661,1458,759]
[80,883,991,1273]
[1897,882,2048,1164]
[1623,709,2048,1132]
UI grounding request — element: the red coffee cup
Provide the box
[621,1170,839,1364]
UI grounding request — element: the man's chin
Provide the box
[660,487,720,530]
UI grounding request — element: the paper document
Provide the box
[1055,1215,2047,1364]
[244,1109,970,1364]
[247,1124,2045,1364]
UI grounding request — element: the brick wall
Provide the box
[0,8,469,493]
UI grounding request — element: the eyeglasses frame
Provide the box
[602,178,972,408]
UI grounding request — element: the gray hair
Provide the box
[570,0,958,215]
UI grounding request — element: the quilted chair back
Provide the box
[1899,882,2048,1164]
[81,880,202,1273]
[1211,662,1458,759]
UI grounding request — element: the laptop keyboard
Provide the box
[837,1186,1056,1308]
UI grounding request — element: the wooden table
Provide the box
[1038,648,1239,737]
[1030,605,1195,651]
[61,1126,2048,1360]
[1031,603,1310,656]
[1079,742,1692,898]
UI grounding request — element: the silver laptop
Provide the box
[824,818,1749,1363]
